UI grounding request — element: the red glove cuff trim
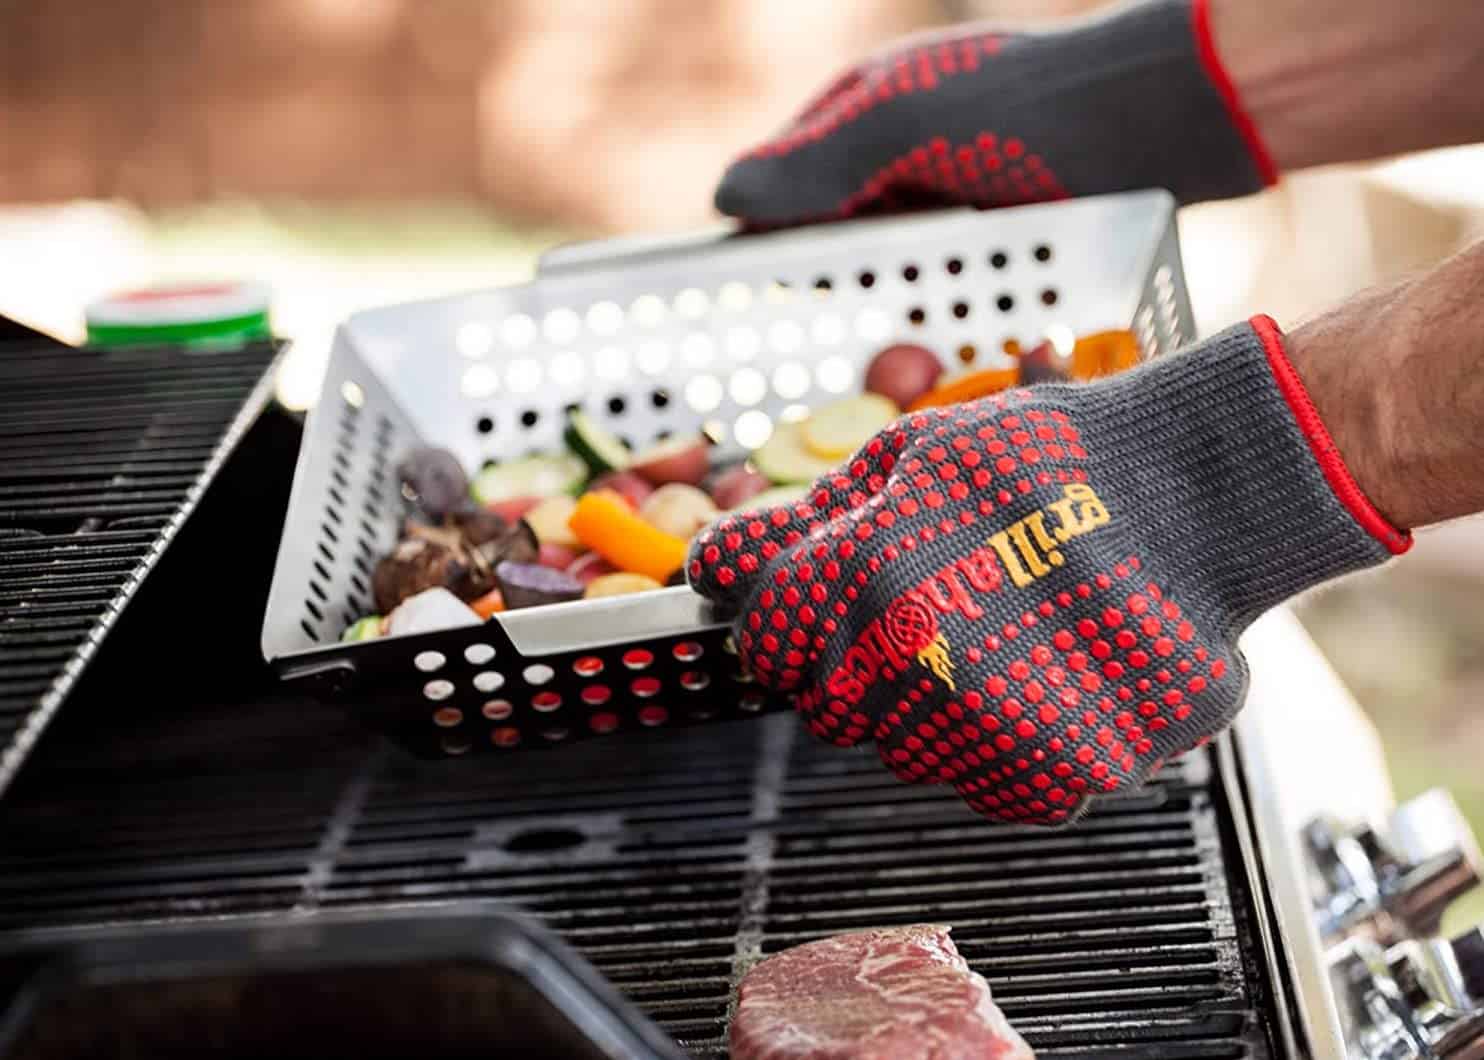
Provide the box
[1191,0,1279,188]
[1250,314,1411,554]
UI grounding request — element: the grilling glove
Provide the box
[715,0,1275,226]
[687,319,1408,825]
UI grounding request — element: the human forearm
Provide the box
[1211,0,1484,172]
[1285,240,1484,530]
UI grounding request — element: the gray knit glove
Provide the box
[688,318,1409,824]
[716,0,1276,226]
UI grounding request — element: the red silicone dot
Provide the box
[638,705,669,726]
[589,712,620,734]
[573,656,604,677]
[623,648,654,670]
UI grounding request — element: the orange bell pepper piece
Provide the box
[1071,330,1141,381]
[568,492,689,584]
[906,366,1020,411]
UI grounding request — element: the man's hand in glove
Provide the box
[715,0,1484,227]
[688,316,1415,824]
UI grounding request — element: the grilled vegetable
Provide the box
[568,492,688,583]
[864,343,942,408]
[1071,329,1141,380]
[449,508,518,548]
[471,453,586,505]
[386,587,482,637]
[632,435,709,486]
[564,409,632,474]
[802,393,899,459]
[524,495,580,548]
[1017,340,1070,385]
[590,469,654,509]
[752,420,839,485]
[341,616,383,642]
[639,483,718,539]
[566,551,619,586]
[396,446,472,520]
[538,541,581,570]
[906,366,1020,411]
[373,537,488,613]
[471,517,539,570]
[584,572,663,599]
[496,561,586,610]
[484,495,543,523]
[708,464,771,510]
[742,484,810,511]
[469,588,506,618]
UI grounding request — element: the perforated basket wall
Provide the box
[262,192,1195,758]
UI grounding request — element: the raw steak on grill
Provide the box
[729,924,1034,1060]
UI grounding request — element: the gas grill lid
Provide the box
[0,340,277,795]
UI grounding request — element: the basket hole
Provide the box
[1003,338,1022,356]
[815,356,854,394]
[321,524,339,545]
[674,287,709,318]
[857,270,876,289]
[767,320,804,354]
[353,554,371,576]
[813,276,832,292]
[483,698,513,720]
[542,307,581,344]
[685,375,724,413]
[465,643,496,665]
[1040,288,1059,306]
[313,560,332,582]
[907,307,926,326]
[990,251,1009,270]
[734,410,773,449]
[300,619,320,642]
[330,468,349,490]
[310,580,328,603]
[607,395,627,415]
[317,542,336,564]
[327,486,346,507]
[505,826,586,854]
[523,664,555,686]
[519,410,539,429]
[350,574,368,596]
[432,707,463,728]
[957,344,977,365]
[1034,244,1053,263]
[324,505,342,526]
[996,294,1016,313]
[638,704,669,726]
[702,419,727,444]
[441,735,472,755]
[305,599,324,622]
[415,651,446,673]
[365,485,383,505]
[476,416,495,435]
[541,727,570,743]
[717,281,752,311]
[952,301,970,320]
[945,256,963,276]
[650,389,671,409]
[474,671,506,693]
[423,679,455,701]
[573,655,604,677]
[902,264,920,283]
[729,368,767,407]
[492,726,521,748]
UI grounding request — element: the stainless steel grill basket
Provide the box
[262,191,1195,757]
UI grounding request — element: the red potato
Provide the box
[864,343,944,409]
[590,469,654,509]
[1018,339,1072,384]
[565,550,619,586]
[538,541,581,571]
[633,435,709,486]
[708,464,771,510]
[485,496,542,523]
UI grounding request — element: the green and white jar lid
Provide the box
[86,281,271,349]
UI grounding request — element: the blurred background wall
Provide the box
[2,0,1483,925]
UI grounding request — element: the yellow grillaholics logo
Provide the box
[987,483,1110,588]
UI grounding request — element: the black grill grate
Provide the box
[0,341,276,793]
[0,689,1275,1058]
